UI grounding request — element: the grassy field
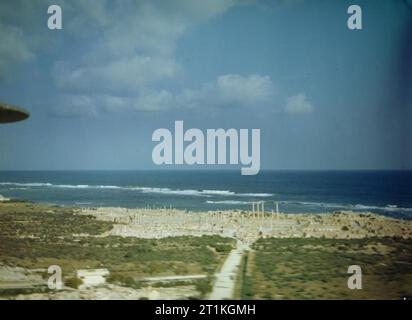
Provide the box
[239,237,412,300]
[0,201,234,297]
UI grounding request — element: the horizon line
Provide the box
[0,169,411,172]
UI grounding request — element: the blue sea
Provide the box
[0,170,411,219]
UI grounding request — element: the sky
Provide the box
[0,0,411,171]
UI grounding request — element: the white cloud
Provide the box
[52,0,238,90]
[216,74,276,105]
[47,0,240,115]
[177,74,277,109]
[55,90,176,117]
[56,73,276,117]
[0,23,34,77]
[54,55,179,93]
[0,0,239,104]
[54,94,99,118]
[1,1,314,117]
[134,90,174,112]
[285,93,314,113]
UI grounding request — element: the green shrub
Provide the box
[195,278,213,297]
[107,274,141,288]
[64,277,83,289]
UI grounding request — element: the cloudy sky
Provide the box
[0,0,411,170]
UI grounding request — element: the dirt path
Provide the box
[141,274,206,282]
[208,240,248,300]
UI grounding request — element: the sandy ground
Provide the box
[1,202,411,300]
[12,284,198,300]
[79,207,412,244]
[208,240,249,300]
[76,207,412,300]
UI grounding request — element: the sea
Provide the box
[0,170,411,219]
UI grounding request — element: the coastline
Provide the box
[1,170,411,218]
[1,200,411,300]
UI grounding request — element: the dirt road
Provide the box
[208,240,248,300]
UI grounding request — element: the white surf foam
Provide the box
[281,200,412,213]
[0,182,272,198]
[206,200,252,205]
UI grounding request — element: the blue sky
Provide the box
[0,0,411,170]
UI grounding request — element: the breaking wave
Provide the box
[0,182,272,198]
[206,200,252,205]
[280,200,412,213]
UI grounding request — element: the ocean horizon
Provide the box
[0,170,411,219]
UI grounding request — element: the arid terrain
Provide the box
[0,200,411,300]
